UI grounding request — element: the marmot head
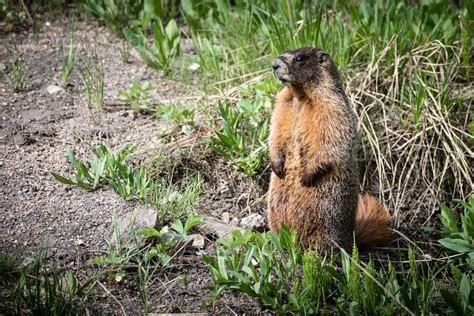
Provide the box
[272,47,341,97]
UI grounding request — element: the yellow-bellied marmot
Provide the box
[268,47,391,251]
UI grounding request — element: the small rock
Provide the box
[189,63,200,71]
[75,239,85,246]
[240,214,266,231]
[115,206,158,246]
[221,212,230,223]
[200,216,242,238]
[190,234,205,248]
[230,217,240,226]
[20,256,34,268]
[47,84,62,95]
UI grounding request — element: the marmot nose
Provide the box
[272,59,282,71]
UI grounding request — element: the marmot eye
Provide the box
[295,55,305,62]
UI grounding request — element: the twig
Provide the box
[20,0,33,25]
[97,280,127,316]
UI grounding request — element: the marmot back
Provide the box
[267,47,391,251]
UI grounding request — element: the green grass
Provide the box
[58,20,78,88]
[77,47,105,110]
[437,194,474,268]
[2,55,27,92]
[204,220,474,315]
[11,252,96,315]
[52,143,202,225]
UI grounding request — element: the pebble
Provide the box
[240,213,266,231]
[221,212,230,223]
[47,84,62,95]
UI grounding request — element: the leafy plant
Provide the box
[124,18,180,72]
[119,79,152,110]
[204,226,320,314]
[80,0,143,34]
[438,194,474,268]
[52,143,162,202]
[149,173,202,226]
[52,144,202,224]
[51,144,137,191]
[441,273,474,315]
[204,226,467,314]
[209,96,270,176]
[139,214,203,266]
[156,103,195,126]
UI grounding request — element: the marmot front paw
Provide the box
[271,156,286,179]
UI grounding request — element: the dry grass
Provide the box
[348,41,473,227]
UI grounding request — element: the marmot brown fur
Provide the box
[268,47,391,251]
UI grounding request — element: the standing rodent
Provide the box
[268,47,391,252]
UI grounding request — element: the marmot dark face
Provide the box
[272,47,340,95]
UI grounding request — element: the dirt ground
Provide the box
[0,13,270,314]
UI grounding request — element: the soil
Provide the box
[0,13,267,314]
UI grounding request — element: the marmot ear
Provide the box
[319,53,330,64]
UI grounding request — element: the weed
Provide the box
[12,252,95,315]
[81,0,143,35]
[156,103,195,127]
[58,20,77,88]
[441,273,474,315]
[2,55,27,92]
[119,39,132,63]
[437,194,474,268]
[203,226,344,314]
[52,143,202,224]
[124,18,180,72]
[77,48,104,110]
[149,173,202,226]
[209,95,270,176]
[204,223,472,314]
[51,144,147,196]
[139,214,203,266]
[119,79,152,110]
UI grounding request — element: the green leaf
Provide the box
[92,158,106,188]
[138,227,161,239]
[440,203,459,234]
[144,0,163,20]
[217,256,228,280]
[184,214,203,232]
[242,265,258,282]
[51,172,76,185]
[441,289,464,315]
[166,19,180,42]
[87,256,105,266]
[461,206,474,239]
[171,219,185,236]
[460,274,470,303]
[181,0,197,18]
[439,238,473,253]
